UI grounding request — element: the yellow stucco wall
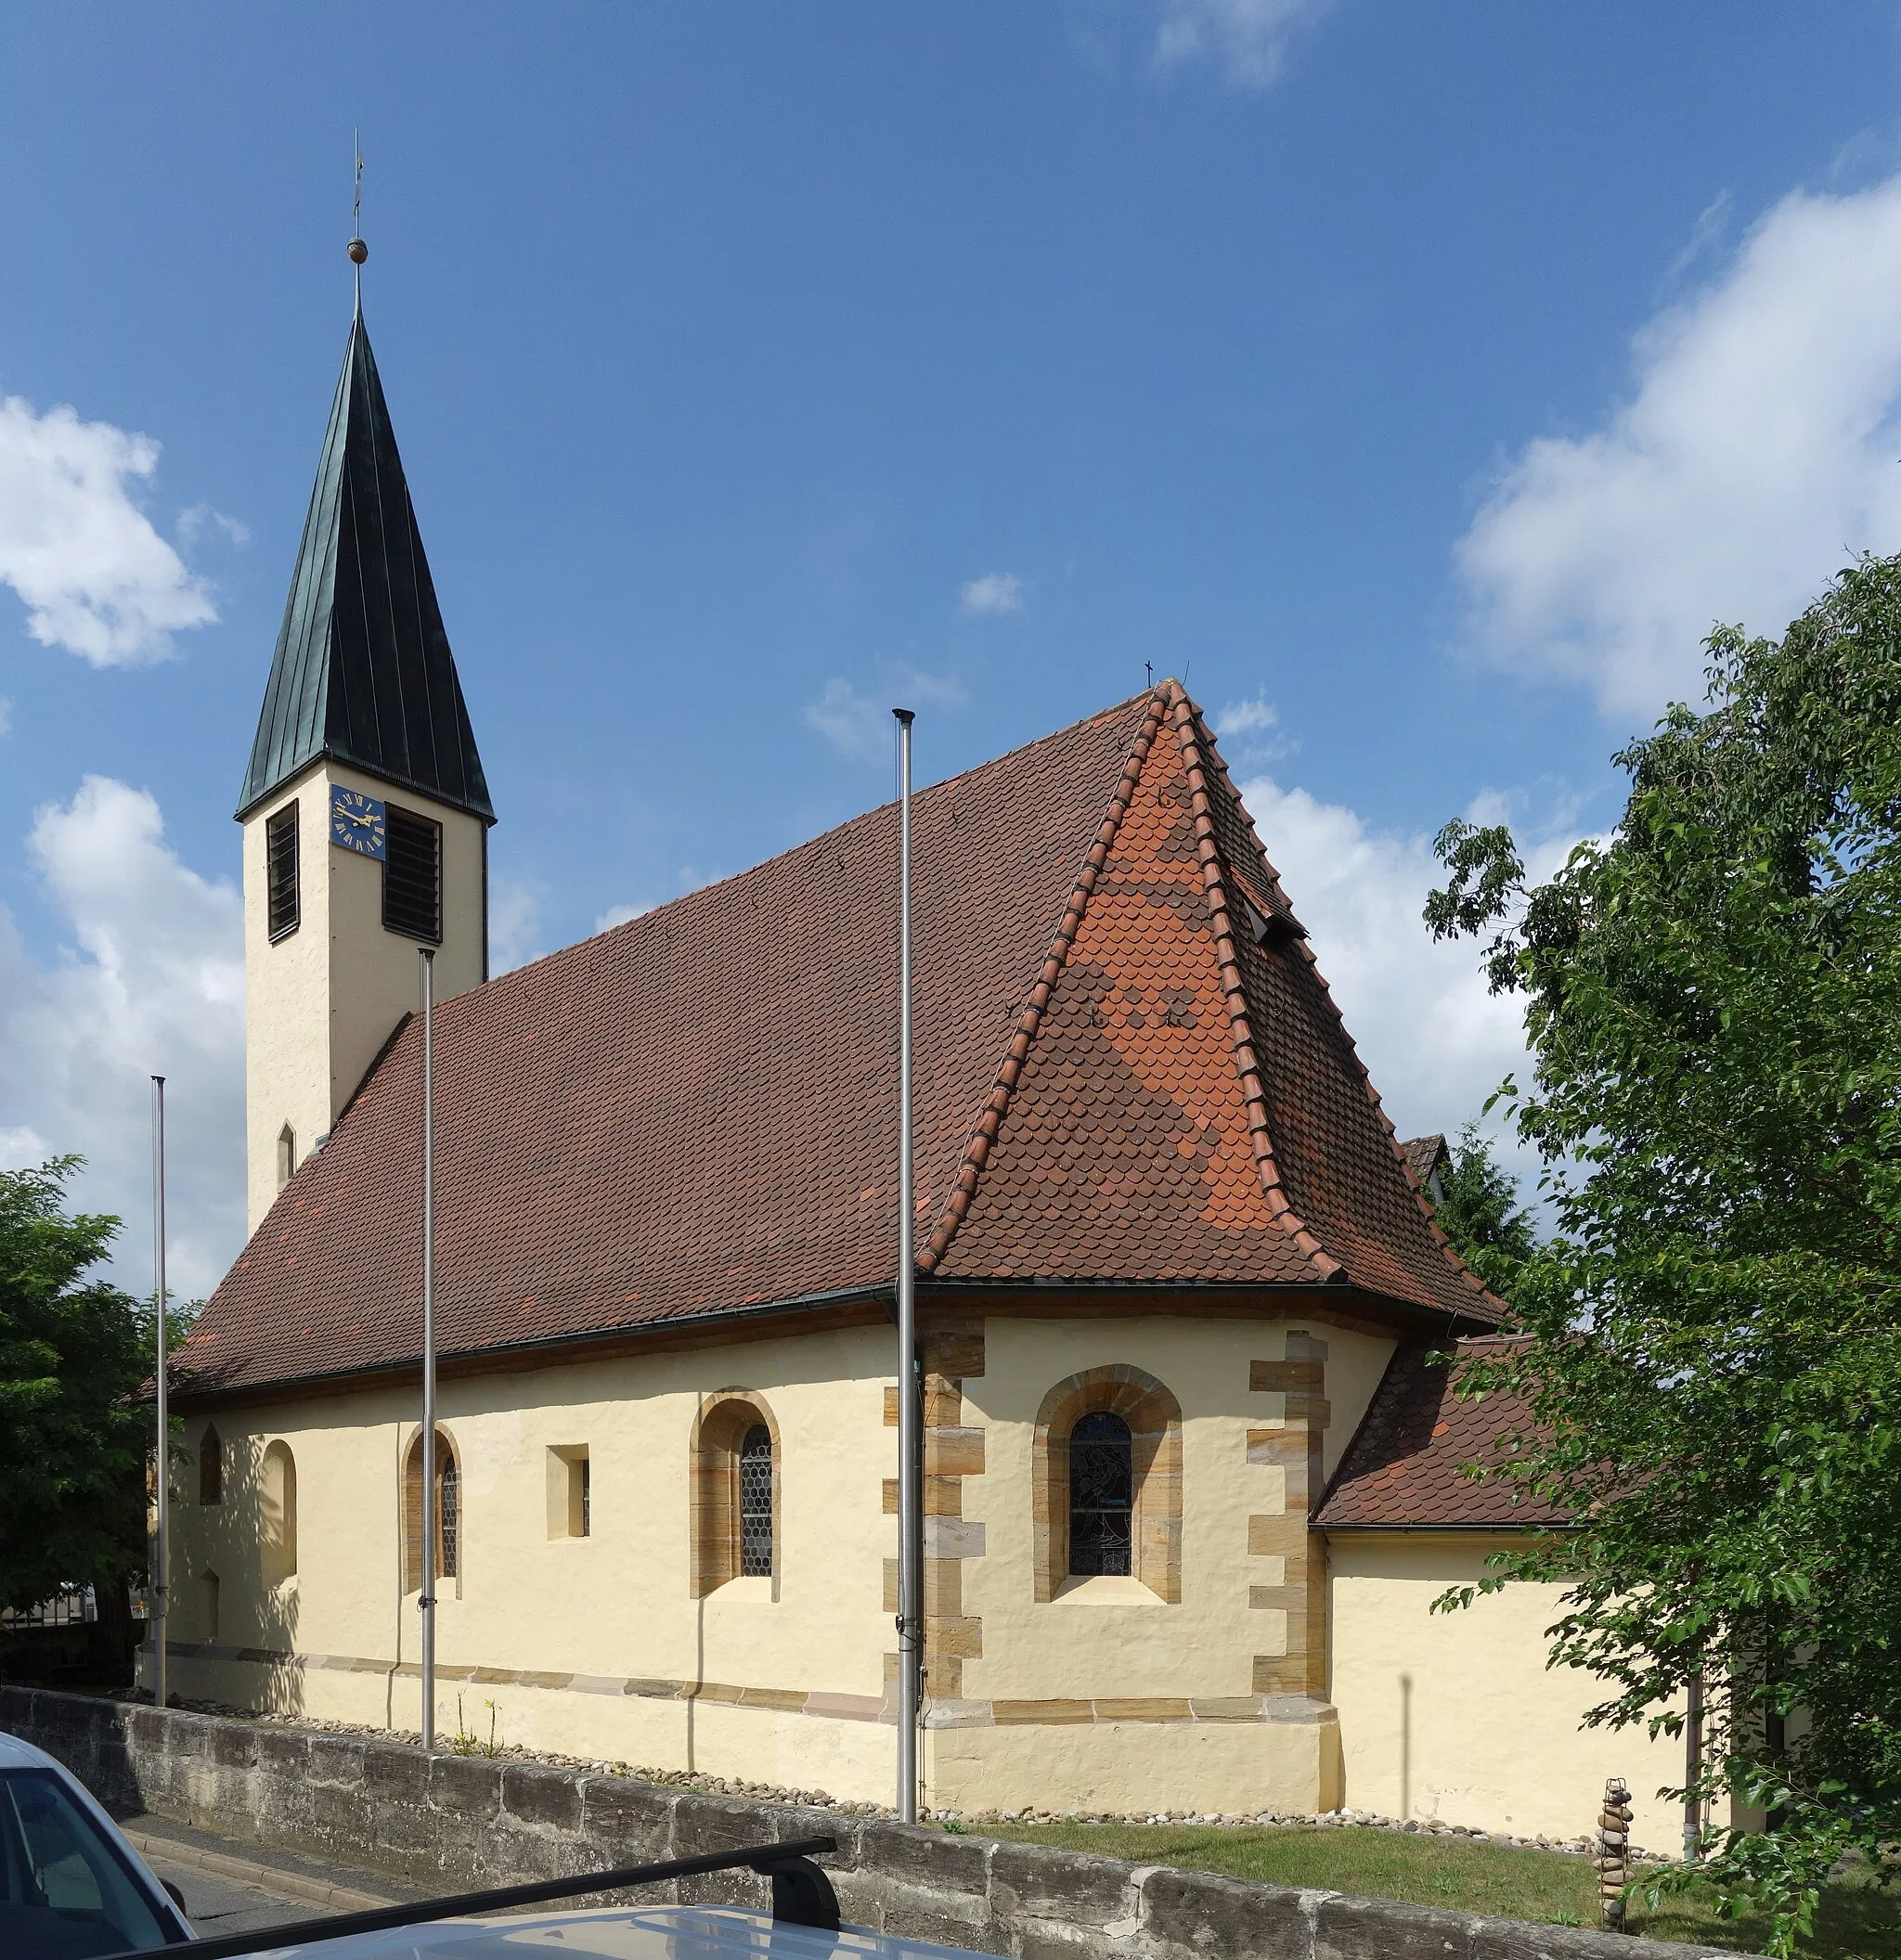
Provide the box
[158,1310,1413,1816]
[161,1313,1681,1830]
[961,1316,1393,1706]
[242,759,486,1232]
[1328,1533,1684,1847]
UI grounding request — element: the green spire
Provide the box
[237,311,494,824]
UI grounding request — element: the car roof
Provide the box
[0,1730,61,1772]
[246,1903,989,1960]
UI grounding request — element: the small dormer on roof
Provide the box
[236,307,494,825]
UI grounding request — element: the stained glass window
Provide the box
[438,1455,459,1579]
[1068,1411,1132,1576]
[739,1425,772,1577]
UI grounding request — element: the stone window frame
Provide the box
[260,1438,298,1588]
[1032,1363,1182,1604]
[402,1425,462,1597]
[691,1392,781,1600]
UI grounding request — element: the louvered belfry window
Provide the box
[739,1425,773,1577]
[1068,1411,1134,1576]
[382,804,443,944]
[265,803,300,941]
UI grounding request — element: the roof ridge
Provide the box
[919,690,1169,1271]
[1164,684,1342,1283]
[1184,697,1501,1313]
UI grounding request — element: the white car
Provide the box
[0,1727,194,1954]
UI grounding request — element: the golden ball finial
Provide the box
[347,237,369,265]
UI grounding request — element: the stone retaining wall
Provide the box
[0,1687,1744,1960]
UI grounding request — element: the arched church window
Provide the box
[690,1396,779,1596]
[1067,1412,1133,1576]
[1032,1366,1183,1603]
[277,1126,296,1190]
[261,1441,297,1585]
[404,1429,460,1592]
[739,1426,772,1577]
[198,1425,223,1506]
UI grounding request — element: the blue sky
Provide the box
[8,2,1901,1290]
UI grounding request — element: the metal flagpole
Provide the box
[151,1076,169,1709]
[420,950,437,1752]
[892,707,921,1823]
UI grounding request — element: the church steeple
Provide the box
[236,310,493,824]
[236,289,494,1238]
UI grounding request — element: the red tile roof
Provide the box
[181,684,1498,1399]
[1315,1336,1567,1530]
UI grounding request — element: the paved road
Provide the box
[122,1816,407,1940]
[138,1851,327,1939]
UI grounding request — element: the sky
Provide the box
[8,2,1901,1295]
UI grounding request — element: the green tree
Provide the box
[1430,1122,1538,1297]
[1426,556,1901,1954]
[0,1159,176,1646]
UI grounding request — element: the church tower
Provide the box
[236,301,495,1234]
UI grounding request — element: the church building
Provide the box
[158,298,1680,1844]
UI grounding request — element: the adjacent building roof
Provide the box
[1400,1133,1450,1193]
[184,683,1498,1399]
[236,308,494,824]
[1315,1335,1565,1530]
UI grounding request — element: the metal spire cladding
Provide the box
[237,309,494,824]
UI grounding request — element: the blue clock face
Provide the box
[330,786,388,860]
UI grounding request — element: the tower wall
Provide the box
[243,759,486,1234]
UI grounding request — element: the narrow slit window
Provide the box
[739,1425,772,1577]
[382,804,443,944]
[277,1125,296,1190]
[265,803,300,941]
[579,1456,590,1538]
[1068,1411,1133,1576]
[198,1425,223,1506]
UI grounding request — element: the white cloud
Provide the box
[0,696,12,738]
[960,572,1026,617]
[804,677,887,758]
[804,667,967,759]
[1214,691,1279,740]
[0,778,244,1297]
[0,396,218,664]
[1237,769,1574,1176]
[594,902,652,934]
[1154,0,1332,87]
[176,503,250,549]
[488,874,548,974]
[1459,173,1901,721]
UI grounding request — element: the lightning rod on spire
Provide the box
[348,132,368,308]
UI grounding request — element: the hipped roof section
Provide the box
[237,310,493,824]
[186,684,1496,1399]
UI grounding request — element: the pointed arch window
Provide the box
[198,1425,223,1506]
[277,1126,296,1190]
